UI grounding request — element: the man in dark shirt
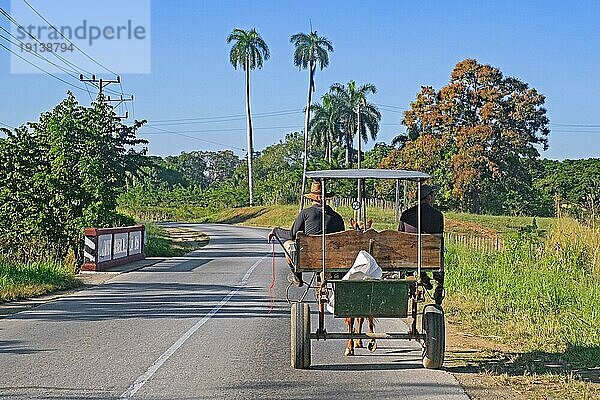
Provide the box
[268,180,345,286]
[399,184,444,297]
[398,184,444,234]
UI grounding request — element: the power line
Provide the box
[376,103,404,110]
[0,8,84,76]
[0,121,14,129]
[19,0,132,107]
[142,126,246,151]
[0,28,82,79]
[551,123,600,128]
[141,125,303,135]
[20,0,116,75]
[1,4,130,97]
[148,109,303,124]
[0,42,89,92]
[0,8,114,97]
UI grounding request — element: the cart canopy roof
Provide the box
[305,168,431,181]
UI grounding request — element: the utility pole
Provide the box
[79,75,121,95]
[80,75,132,120]
[106,94,134,120]
[356,103,362,169]
[356,102,362,221]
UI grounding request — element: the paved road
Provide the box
[0,224,468,399]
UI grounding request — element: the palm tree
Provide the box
[330,80,381,167]
[392,125,420,148]
[227,28,270,206]
[290,30,333,210]
[309,93,342,164]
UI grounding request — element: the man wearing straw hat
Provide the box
[268,180,345,286]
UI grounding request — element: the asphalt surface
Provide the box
[0,223,468,399]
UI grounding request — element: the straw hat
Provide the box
[304,181,335,202]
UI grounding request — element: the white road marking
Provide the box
[119,254,269,399]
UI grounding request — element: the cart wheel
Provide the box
[290,303,311,369]
[422,304,445,369]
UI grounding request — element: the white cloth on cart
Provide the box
[326,250,382,314]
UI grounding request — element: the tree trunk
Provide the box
[299,61,315,212]
[245,58,254,206]
[345,137,351,168]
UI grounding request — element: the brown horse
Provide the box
[344,218,377,356]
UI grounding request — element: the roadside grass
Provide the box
[0,257,80,303]
[144,222,209,257]
[0,223,208,304]
[444,217,600,399]
[445,211,555,235]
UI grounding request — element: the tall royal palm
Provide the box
[330,80,381,168]
[290,30,333,210]
[309,93,342,164]
[227,28,270,206]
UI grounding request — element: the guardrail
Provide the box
[82,225,145,271]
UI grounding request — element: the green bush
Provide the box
[0,93,146,261]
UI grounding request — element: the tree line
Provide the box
[3,47,599,262]
[225,26,557,216]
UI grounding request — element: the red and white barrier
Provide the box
[82,225,145,271]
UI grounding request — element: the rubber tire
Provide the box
[422,304,445,369]
[290,303,311,369]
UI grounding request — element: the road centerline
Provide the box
[119,254,269,399]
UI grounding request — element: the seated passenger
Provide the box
[268,180,345,286]
[399,184,443,292]
[398,184,443,234]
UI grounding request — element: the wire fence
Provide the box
[336,197,505,252]
[444,232,503,252]
[335,197,399,210]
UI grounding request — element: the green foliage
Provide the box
[227,28,270,71]
[253,131,304,204]
[328,80,381,167]
[120,132,306,210]
[309,93,343,164]
[290,31,334,71]
[0,93,147,259]
[445,218,600,362]
[535,158,600,219]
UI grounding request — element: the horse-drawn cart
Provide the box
[289,169,446,369]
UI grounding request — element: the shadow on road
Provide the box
[446,346,600,384]
[9,283,289,322]
[0,339,54,355]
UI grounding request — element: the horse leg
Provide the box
[344,318,354,356]
[354,317,364,348]
[367,317,377,352]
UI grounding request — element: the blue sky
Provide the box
[1,0,599,160]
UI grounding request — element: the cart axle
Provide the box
[310,332,425,341]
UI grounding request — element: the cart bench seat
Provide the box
[294,229,443,272]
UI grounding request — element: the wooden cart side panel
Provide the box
[296,230,443,271]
